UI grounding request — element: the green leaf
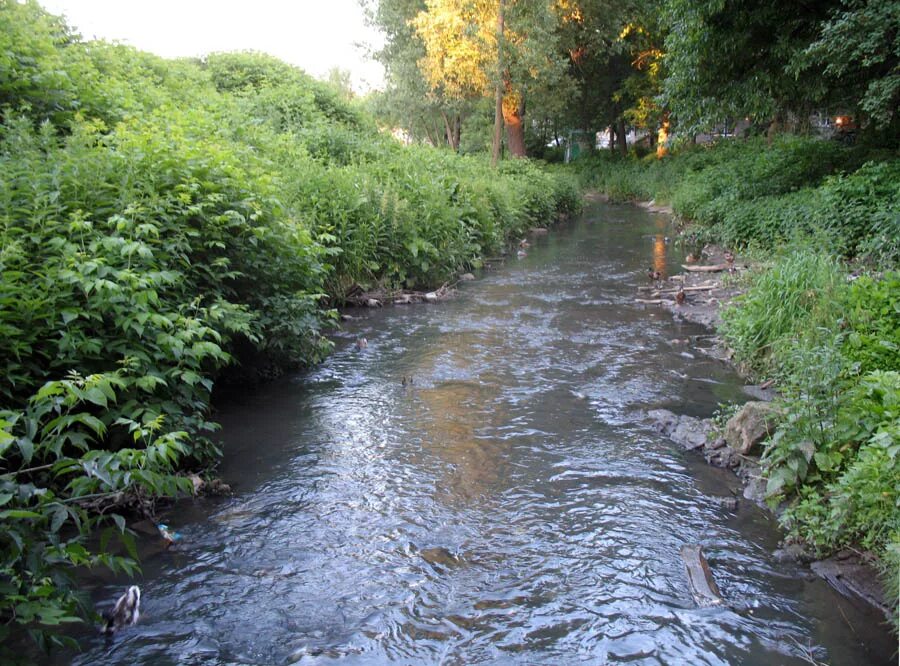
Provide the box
[0,509,42,520]
[813,451,833,471]
[50,505,67,533]
[17,437,34,464]
[111,513,126,533]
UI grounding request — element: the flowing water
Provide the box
[70,202,895,665]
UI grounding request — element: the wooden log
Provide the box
[635,298,667,304]
[643,285,718,296]
[681,264,729,272]
[681,544,724,607]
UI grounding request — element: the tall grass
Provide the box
[720,248,845,376]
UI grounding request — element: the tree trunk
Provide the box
[616,118,628,156]
[503,94,526,158]
[608,126,616,153]
[491,0,505,167]
[441,112,461,151]
[453,114,461,151]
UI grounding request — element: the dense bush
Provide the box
[0,3,580,652]
[575,136,899,266]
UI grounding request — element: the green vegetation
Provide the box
[576,136,899,262]
[723,258,899,629]
[0,1,578,652]
[579,138,899,625]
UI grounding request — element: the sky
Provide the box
[39,0,386,92]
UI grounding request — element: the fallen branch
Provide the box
[641,285,718,296]
[682,264,729,272]
[681,544,724,607]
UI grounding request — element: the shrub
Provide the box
[0,4,582,651]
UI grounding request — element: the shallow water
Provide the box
[69,202,895,665]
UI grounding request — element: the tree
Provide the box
[411,0,569,159]
[553,0,644,152]
[325,67,355,101]
[798,0,900,130]
[367,0,470,148]
[662,0,839,134]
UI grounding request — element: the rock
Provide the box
[772,542,814,563]
[459,273,476,281]
[424,292,438,303]
[741,384,776,402]
[742,475,767,503]
[394,294,413,305]
[724,401,781,455]
[705,443,737,468]
[206,478,232,495]
[188,474,204,493]
[419,546,464,569]
[712,496,738,511]
[340,313,354,321]
[366,298,382,308]
[647,408,678,433]
[647,409,709,451]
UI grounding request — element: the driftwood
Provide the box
[636,298,667,304]
[681,264,729,273]
[639,285,717,295]
[681,544,724,607]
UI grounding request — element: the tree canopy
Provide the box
[370,0,900,152]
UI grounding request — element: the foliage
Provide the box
[798,0,900,128]
[663,0,838,133]
[575,137,900,265]
[718,256,900,623]
[841,272,900,374]
[0,3,580,652]
[720,248,845,376]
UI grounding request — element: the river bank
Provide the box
[627,208,895,624]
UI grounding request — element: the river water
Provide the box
[71,202,895,665]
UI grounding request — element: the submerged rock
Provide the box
[711,496,738,511]
[459,273,476,281]
[772,542,815,564]
[419,546,465,569]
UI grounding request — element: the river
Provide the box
[70,201,895,665]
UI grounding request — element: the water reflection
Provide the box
[653,234,668,278]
